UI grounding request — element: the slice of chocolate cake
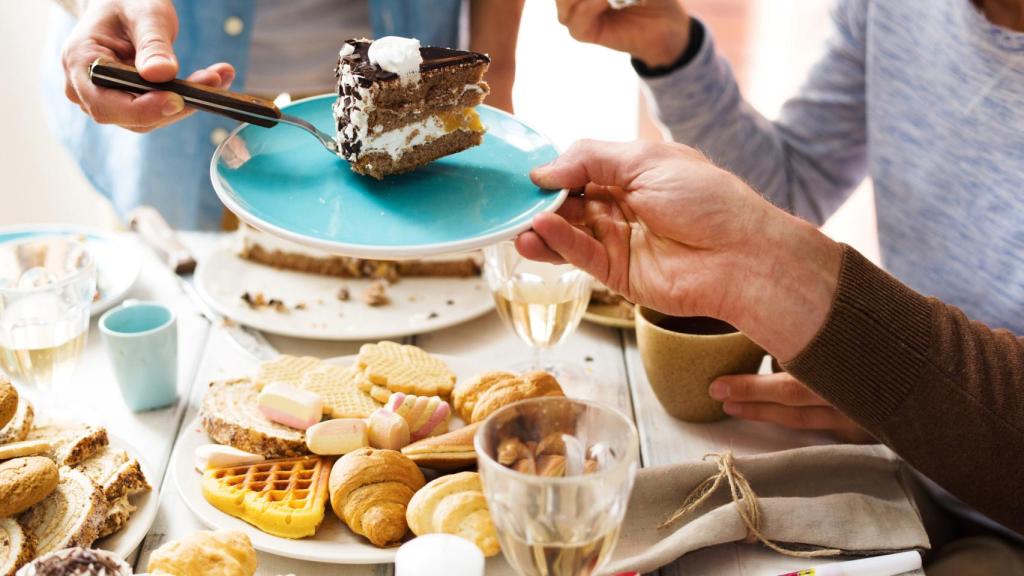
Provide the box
[333,36,490,179]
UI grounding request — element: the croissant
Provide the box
[452,371,565,423]
[406,471,500,556]
[328,448,426,547]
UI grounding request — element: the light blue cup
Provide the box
[99,301,177,411]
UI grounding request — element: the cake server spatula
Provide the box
[89,57,340,154]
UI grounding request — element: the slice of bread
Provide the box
[0,517,33,576]
[0,401,33,446]
[75,446,150,502]
[26,423,108,467]
[18,468,108,557]
[200,378,308,458]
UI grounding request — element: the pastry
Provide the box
[254,355,321,389]
[334,37,490,179]
[0,457,59,517]
[0,379,17,431]
[147,529,257,576]
[357,341,456,398]
[367,409,411,450]
[329,448,425,547]
[18,468,107,557]
[385,393,451,442]
[305,419,368,456]
[0,441,51,461]
[401,422,480,471]
[200,378,308,458]
[74,446,150,502]
[300,364,380,418]
[0,401,33,446]
[25,423,108,467]
[194,444,265,473]
[452,371,565,423]
[14,546,131,576]
[406,471,500,557]
[0,517,33,576]
[256,382,323,430]
[202,456,331,539]
[96,493,135,539]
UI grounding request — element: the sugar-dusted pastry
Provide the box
[329,448,425,547]
[401,422,480,471]
[15,546,132,576]
[254,355,321,389]
[194,444,265,473]
[257,382,323,431]
[357,341,456,398]
[306,419,368,456]
[406,471,500,557]
[0,378,17,431]
[0,457,58,518]
[367,409,411,450]
[452,371,565,424]
[300,364,380,418]
[385,393,451,442]
[147,529,257,576]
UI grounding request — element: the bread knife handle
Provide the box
[88,57,282,128]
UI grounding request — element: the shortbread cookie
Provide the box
[0,457,59,517]
[255,355,321,389]
[357,342,456,398]
[0,378,17,431]
[0,399,33,445]
[300,365,380,419]
[0,440,51,461]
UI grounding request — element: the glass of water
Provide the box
[0,237,96,402]
[476,397,639,576]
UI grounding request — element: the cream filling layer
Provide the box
[362,116,450,161]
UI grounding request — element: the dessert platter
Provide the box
[0,225,142,317]
[172,342,571,564]
[211,37,567,259]
[194,226,493,340]
[0,378,156,575]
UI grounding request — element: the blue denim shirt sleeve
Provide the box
[43,0,463,231]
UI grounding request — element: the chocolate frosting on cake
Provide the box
[15,547,132,576]
[338,39,490,82]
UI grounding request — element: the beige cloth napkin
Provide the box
[602,444,930,575]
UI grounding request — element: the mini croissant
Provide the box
[406,471,500,556]
[329,448,426,547]
[452,371,565,423]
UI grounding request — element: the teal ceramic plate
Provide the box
[211,96,566,259]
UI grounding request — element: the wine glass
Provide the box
[476,397,639,576]
[0,237,96,407]
[483,241,592,379]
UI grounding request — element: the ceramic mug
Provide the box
[635,307,764,422]
[99,300,178,411]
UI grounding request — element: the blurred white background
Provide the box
[0,0,877,259]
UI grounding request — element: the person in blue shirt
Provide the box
[47,0,523,230]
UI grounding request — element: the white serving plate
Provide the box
[95,432,159,558]
[194,245,493,341]
[172,354,476,564]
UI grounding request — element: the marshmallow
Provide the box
[367,409,411,450]
[367,36,423,76]
[194,444,265,472]
[385,393,451,442]
[257,382,323,430]
[306,419,369,455]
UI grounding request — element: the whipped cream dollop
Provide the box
[367,36,423,76]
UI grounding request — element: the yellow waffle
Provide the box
[255,355,322,389]
[300,364,380,418]
[202,455,331,539]
[357,342,456,398]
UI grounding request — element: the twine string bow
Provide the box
[658,451,841,559]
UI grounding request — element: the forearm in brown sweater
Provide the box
[783,245,1024,533]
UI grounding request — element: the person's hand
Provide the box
[555,0,691,67]
[518,140,843,362]
[709,372,875,443]
[61,0,235,132]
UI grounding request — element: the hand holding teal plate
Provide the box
[212,96,566,259]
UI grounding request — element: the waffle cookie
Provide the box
[255,355,322,389]
[200,378,308,458]
[300,364,380,419]
[357,342,456,398]
[202,455,331,539]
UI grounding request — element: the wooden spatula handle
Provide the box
[89,57,282,128]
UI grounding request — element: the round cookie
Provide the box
[0,379,17,430]
[0,456,59,517]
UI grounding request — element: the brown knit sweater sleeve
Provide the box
[783,244,1024,534]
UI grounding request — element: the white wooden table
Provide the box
[72,232,881,575]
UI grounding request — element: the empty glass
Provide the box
[476,397,639,576]
[0,238,96,402]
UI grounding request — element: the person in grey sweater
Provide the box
[556,0,1024,569]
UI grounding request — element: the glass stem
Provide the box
[532,346,547,372]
